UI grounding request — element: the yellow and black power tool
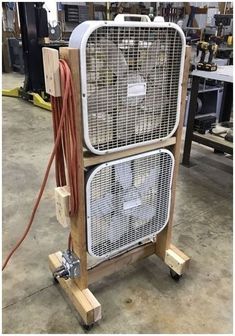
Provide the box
[196,41,218,72]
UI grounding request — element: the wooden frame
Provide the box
[44,45,191,327]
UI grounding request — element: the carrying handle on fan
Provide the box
[153,16,165,23]
[114,14,151,22]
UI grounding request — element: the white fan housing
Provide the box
[86,149,174,258]
[69,20,185,155]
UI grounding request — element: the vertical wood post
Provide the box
[156,46,192,259]
[59,47,88,290]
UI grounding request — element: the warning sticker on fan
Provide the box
[127,83,146,97]
[123,198,141,210]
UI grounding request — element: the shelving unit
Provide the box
[182,66,233,167]
[184,80,224,126]
[192,132,233,155]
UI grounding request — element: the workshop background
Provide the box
[2,1,233,334]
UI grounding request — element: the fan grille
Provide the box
[85,25,183,153]
[86,150,174,258]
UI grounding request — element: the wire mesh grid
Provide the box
[87,150,174,258]
[85,25,183,152]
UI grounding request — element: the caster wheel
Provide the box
[170,269,182,282]
[52,276,59,284]
[81,323,94,331]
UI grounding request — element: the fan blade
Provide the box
[131,204,156,222]
[91,193,113,218]
[87,86,111,117]
[147,65,167,86]
[115,105,129,140]
[115,162,133,189]
[137,168,160,196]
[100,39,128,76]
[108,215,129,243]
[88,86,116,144]
[139,41,160,76]
[135,87,163,135]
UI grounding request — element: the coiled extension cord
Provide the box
[2,60,78,271]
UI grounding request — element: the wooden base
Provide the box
[49,243,190,325]
[165,244,190,275]
[49,252,101,326]
[88,242,156,284]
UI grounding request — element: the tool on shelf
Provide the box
[210,121,233,142]
[196,41,218,71]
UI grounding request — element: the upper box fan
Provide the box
[69,20,185,155]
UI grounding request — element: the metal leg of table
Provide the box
[214,82,233,154]
[219,82,233,123]
[182,76,200,167]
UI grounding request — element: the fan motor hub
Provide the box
[121,72,146,106]
[122,187,142,213]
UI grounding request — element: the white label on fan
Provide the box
[127,83,146,97]
[123,198,141,210]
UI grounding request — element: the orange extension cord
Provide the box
[2,60,78,271]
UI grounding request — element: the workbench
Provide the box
[182,65,233,166]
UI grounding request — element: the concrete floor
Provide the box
[2,73,233,334]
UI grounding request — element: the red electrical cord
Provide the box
[51,59,79,217]
[2,60,78,271]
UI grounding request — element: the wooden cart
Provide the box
[43,45,191,328]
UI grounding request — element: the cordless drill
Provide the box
[196,41,218,71]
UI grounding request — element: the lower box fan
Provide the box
[86,149,174,258]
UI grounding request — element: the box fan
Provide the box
[86,149,174,258]
[69,19,185,154]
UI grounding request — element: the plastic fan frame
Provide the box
[86,148,175,258]
[69,20,186,155]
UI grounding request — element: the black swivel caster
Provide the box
[170,268,182,282]
[81,323,94,331]
[52,276,59,284]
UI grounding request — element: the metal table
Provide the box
[182,66,233,166]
